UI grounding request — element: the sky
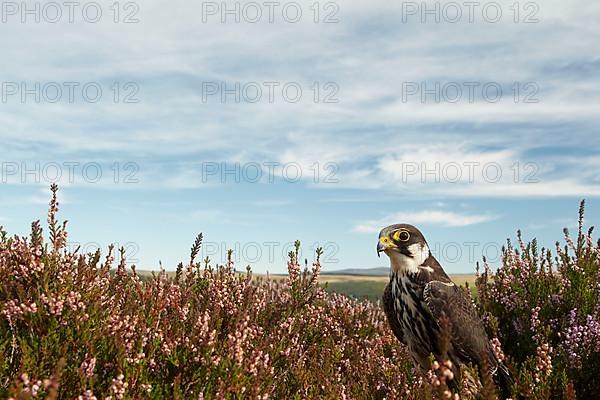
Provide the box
[0,0,599,274]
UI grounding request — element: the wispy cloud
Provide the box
[0,1,599,198]
[353,210,499,233]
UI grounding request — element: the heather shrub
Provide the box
[2,185,598,399]
[0,185,414,399]
[477,201,600,398]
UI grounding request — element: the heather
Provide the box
[1,185,414,399]
[1,186,599,399]
[476,201,600,398]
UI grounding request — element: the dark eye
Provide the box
[393,230,410,242]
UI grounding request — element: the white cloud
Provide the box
[270,137,600,198]
[1,0,599,198]
[353,210,499,233]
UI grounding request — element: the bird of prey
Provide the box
[378,224,511,394]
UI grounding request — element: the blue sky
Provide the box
[1,0,599,273]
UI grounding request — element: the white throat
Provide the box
[387,242,430,276]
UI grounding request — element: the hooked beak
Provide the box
[377,241,386,257]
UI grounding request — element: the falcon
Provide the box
[378,224,511,393]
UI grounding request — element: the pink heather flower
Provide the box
[66,291,84,311]
[79,353,96,377]
[31,381,42,397]
[534,343,553,383]
[1,300,24,322]
[17,374,43,398]
[78,390,98,400]
[491,337,506,362]
[531,306,541,332]
[563,310,600,368]
[109,374,128,400]
[340,384,347,400]
[287,257,301,286]
[21,373,30,387]
[40,294,65,316]
[140,384,152,393]
[211,354,222,366]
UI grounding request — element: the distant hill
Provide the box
[321,267,388,276]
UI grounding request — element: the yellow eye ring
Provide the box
[393,230,410,242]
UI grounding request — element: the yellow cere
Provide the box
[379,236,395,247]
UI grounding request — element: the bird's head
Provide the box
[377,224,430,274]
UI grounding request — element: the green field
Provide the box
[319,274,477,301]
